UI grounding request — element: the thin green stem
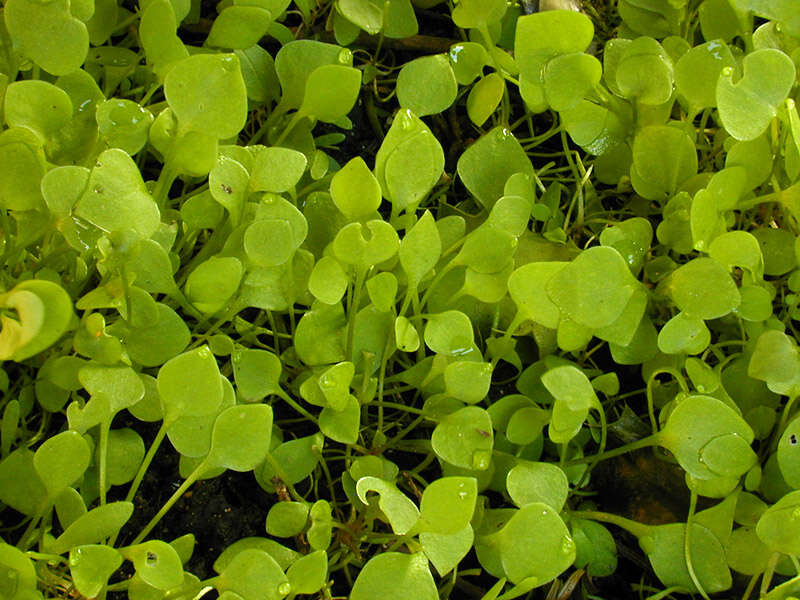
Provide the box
[684,491,710,600]
[132,464,205,545]
[563,435,659,467]
[568,510,652,539]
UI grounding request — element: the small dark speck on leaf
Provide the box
[221,184,233,194]
[790,434,798,445]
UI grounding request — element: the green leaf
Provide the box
[249,147,307,193]
[0,449,47,516]
[120,540,183,590]
[274,40,350,112]
[543,53,601,113]
[232,349,282,402]
[350,552,437,600]
[107,428,145,486]
[113,303,190,368]
[0,128,47,211]
[33,430,91,498]
[4,80,73,143]
[308,256,348,304]
[185,256,243,314]
[452,226,516,274]
[717,49,796,141]
[96,99,154,155]
[417,477,477,534]
[157,346,224,423]
[778,415,800,488]
[495,502,575,585]
[642,523,732,594]
[659,394,756,480]
[451,0,506,29]
[356,476,419,534]
[330,157,382,219]
[546,246,637,329]
[295,302,347,366]
[444,361,492,404]
[615,37,673,105]
[506,461,568,511]
[431,406,493,470]
[47,502,134,555]
[210,155,249,224]
[449,42,489,85]
[708,230,763,276]
[630,126,697,201]
[69,545,123,598]
[206,404,273,471]
[667,257,740,319]
[0,279,74,362]
[299,65,361,122]
[420,525,474,577]
[260,433,323,490]
[756,490,800,555]
[206,6,273,49]
[571,520,617,577]
[395,316,420,352]
[286,550,327,595]
[752,227,796,276]
[216,549,289,600]
[374,109,444,213]
[319,394,360,444]
[366,272,397,312]
[657,311,710,355]
[265,502,309,537]
[424,311,474,356]
[515,10,596,113]
[5,0,88,75]
[675,40,736,115]
[164,54,248,139]
[333,220,399,270]
[74,148,160,238]
[397,54,457,117]
[508,262,567,330]
[457,127,534,210]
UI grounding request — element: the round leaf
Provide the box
[431,406,493,470]
[207,404,273,471]
[397,54,457,117]
[164,54,248,139]
[350,552,437,600]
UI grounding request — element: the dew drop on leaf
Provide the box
[472,450,491,470]
[278,582,292,595]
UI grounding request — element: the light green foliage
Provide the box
[515,10,598,113]
[717,49,796,140]
[457,127,533,210]
[330,157,382,219]
[351,552,437,600]
[397,55,457,117]
[165,54,248,139]
[374,109,445,214]
[3,3,799,598]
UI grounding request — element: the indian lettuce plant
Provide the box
[1,0,800,598]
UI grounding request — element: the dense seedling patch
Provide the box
[1,1,800,599]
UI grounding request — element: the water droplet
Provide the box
[219,54,237,71]
[458,491,468,499]
[338,48,353,64]
[449,45,464,62]
[561,536,575,555]
[496,127,511,140]
[94,185,104,194]
[472,450,491,470]
[398,109,415,130]
[277,581,292,595]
